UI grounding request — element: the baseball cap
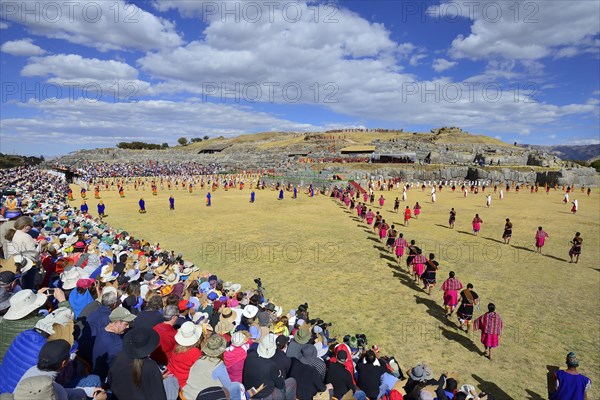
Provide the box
[76,278,95,290]
[0,271,16,286]
[109,306,137,322]
[178,300,193,312]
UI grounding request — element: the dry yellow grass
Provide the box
[71,182,599,399]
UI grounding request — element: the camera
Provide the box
[356,334,368,348]
[310,318,332,328]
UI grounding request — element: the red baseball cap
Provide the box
[178,299,193,312]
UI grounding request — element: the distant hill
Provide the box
[0,153,45,169]
[519,144,600,162]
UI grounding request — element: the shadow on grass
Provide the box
[379,253,396,262]
[482,236,504,244]
[367,237,379,243]
[434,224,450,229]
[415,295,456,329]
[364,229,376,234]
[457,230,473,235]
[513,245,535,253]
[545,254,568,262]
[525,389,546,400]
[472,374,512,400]
[439,326,483,356]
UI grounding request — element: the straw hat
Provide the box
[215,320,234,335]
[219,307,236,323]
[164,270,180,286]
[138,257,149,273]
[175,321,202,346]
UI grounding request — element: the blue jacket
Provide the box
[0,329,46,393]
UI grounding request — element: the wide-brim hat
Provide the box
[458,384,477,399]
[242,305,259,319]
[164,270,180,285]
[175,321,202,346]
[14,255,34,274]
[409,363,434,382]
[294,324,311,344]
[13,375,55,400]
[0,287,13,311]
[125,268,141,282]
[215,320,234,335]
[202,334,227,357]
[231,331,248,347]
[123,327,160,359]
[227,283,241,293]
[257,333,277,359]
[4,289,47,320]
[298,343,318,365]
[219,307,236,323]
[60,267,89,290]
[192,312,209,324]
[138,257,149,273]
[100,265,118,282]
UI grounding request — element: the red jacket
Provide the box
[152,323,177,366]
[167,347,202,388]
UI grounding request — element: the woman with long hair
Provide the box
[167,321,203,389]
[108,327,166,399]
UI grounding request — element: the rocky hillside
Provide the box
[519,144,599,162]
[48,128,599,186]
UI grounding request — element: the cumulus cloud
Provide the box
[427,1,600,61]
[432,58,457,72]
[22,54,139,80]
[1,39,46,56]
[1,0,182,51]
[0,99,322,148]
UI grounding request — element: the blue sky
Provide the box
[1,0,599,156]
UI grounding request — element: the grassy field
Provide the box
[71,182,599,399]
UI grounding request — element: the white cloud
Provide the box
[432,58,457,72]
[0,22,9,29]
[0,99,321,148]
[136,1,598,138]
[1,39,46,56]
[409,54,427,66]
[554,47,579,59]
[567,138,600,145]
[1,0,182,51]
[428,1,600,61]
[22,54,139,80]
